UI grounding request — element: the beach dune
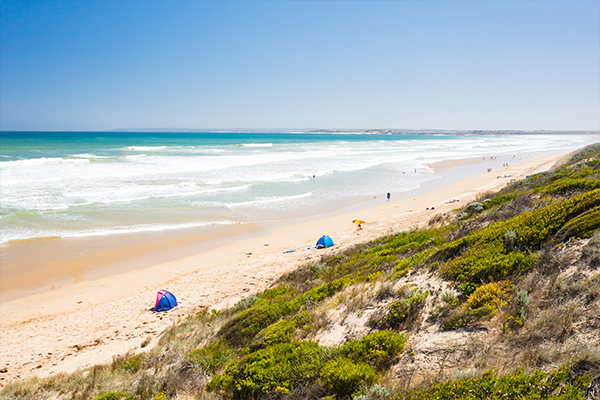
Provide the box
[0,151,567,386]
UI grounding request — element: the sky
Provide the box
[0,0,598,132]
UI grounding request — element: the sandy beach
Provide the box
[0,151,569,386]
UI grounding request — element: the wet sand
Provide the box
[0,151,567,386]
[0,224,267,303]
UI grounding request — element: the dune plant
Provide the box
[340,330,407,367]
[386,290,429,326]
[91,392,136,400]
[207,341,332,398]
[438,189,600,294]
[395,366,592,400]
[208,330,408,399]
[186,339,238,374]
[320,357,380,398]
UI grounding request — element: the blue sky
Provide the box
[0,0,598,131]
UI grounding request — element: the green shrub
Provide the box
[442,309,471,330]
[394,366,592,399]
[503,229,517,251]
[556,205,600,241]
[284,276,354,314]
[442,282,510,330]
[386,290,429,325]
[465,202,484,214]
[442,292,460,308]
[186,339,238,374]
[91,392,137,400]
[439,189,600,294]
[220,302,285,346]
[482,193,517,210]
[537,177,600,195]
[514,287,530,320]
[219,286,295,346]
[354,383,390,400]
[207,341,331,398]
[341,330,407,367]
[393,249,437,278]
[117,353,145,373]
[466,281,510,315]
[251,319,296,349]
[320,357,380,398]
[234,295,260,311]
[324,229,446,281]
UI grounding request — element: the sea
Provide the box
[1,131,598,245]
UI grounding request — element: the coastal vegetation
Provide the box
[1,144,599,399]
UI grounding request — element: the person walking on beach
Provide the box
[387,192,391,201]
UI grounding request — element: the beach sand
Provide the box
[0,151,567,386]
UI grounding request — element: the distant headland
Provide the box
[105,128,600,135]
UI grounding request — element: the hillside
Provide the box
[2,144,599,400]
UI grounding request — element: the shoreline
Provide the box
[0,150,569,386]
[0,148,551,303]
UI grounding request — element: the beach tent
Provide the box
[153,290,178,312]
[316,235,334,249]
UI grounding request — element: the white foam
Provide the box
[242,143,273,147]
[71,153,112,159]
[124,146,168,151]
[228,192,313,208]
[0,157,89,168]
[0,220,236,244]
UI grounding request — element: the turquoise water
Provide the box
[1,131,597,244]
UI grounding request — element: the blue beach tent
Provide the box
[316,235,334,249]
[153,290,178,312]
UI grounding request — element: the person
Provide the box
[387,192,391,201]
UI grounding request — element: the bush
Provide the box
[503,229,517,251]
[234,295,259,311]
[466,281,510,316]
[186,339,238,374]
[353,383,390,400]
[555,205,600,241]
[251,319,296,349]
[442,292,460,308]
[482,194,517,210]
[91,393,137,400]
[219,286,295,346]
[386,290,429,326]
[442,282,510,330]
[537,177,600,195]
[116,353,146,373]
[439,189,600,294]
[323,229,446,281]
[514,287,530,320]
[341,330,407,367]
[320,357,380,398]
[394,366,592,399]
[220,302,284,346]
[207,341,331,398]
[465,202,484,214]
[207,331,400,399]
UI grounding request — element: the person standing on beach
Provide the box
[387,193,391,201]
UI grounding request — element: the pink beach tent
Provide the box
[153,289,178,312]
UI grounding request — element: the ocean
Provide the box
[1,131,597,245]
